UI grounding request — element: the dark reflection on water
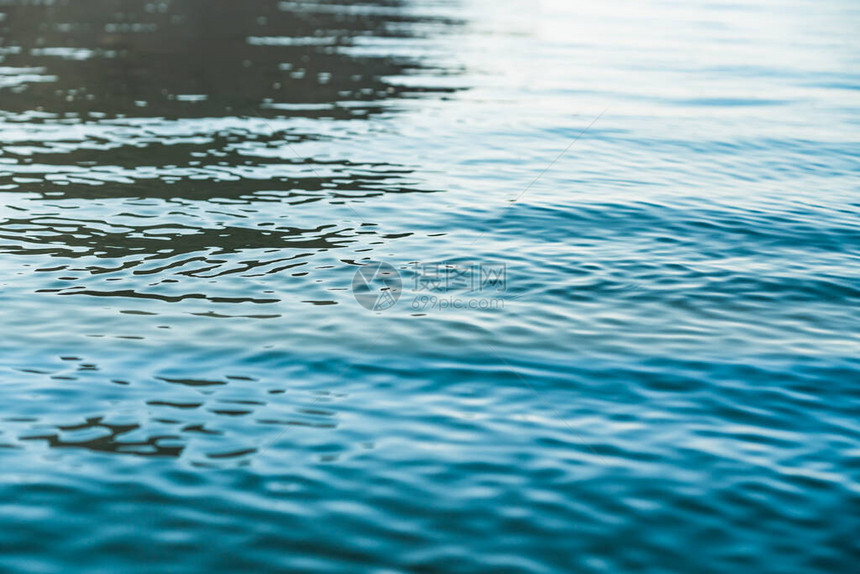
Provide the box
[0,0,457,303]
[0,0,459,117]
[21,415,185,457]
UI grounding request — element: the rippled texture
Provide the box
[1,0,859,572]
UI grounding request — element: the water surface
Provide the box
[1,0,859,572]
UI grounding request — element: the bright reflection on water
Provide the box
[1,0,859,572]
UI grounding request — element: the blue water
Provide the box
[1,0,859,572]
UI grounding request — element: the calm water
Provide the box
[1,0,859,572]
